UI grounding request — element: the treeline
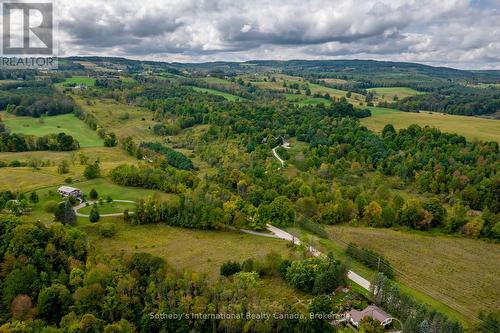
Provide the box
[109,164,197,193]
[0,132,79,152]
[346,243,394,278]
[371,273,464,333]
[0,83,76,117]
[385,85,500,116]
[140,141,193,170]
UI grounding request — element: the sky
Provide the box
[52,0,500,69]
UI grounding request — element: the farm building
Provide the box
[58,186,83,199]
[347,305,393,327]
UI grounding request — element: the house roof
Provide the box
[58,186,81,193]
[348,305,391,324]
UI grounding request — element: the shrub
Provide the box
[220,261,241,277]
[99,223,116,238]
[44,200,58,213]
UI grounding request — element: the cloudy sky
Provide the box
[54,0,499,69]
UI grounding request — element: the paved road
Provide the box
[74,200,135,217]
[265,224,371,291]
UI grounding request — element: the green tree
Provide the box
[37,284,72,324]
[89,204,100,223]
[89,188,98,200]
[84,161,101,179]
[29,192,39,203]
[55,199,76,226]
[220,261,241,277]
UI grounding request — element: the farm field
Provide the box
[191,86,243,101]
[367,86,425,101]
[2,113,103,147]
[362,107,500,142]
[325,225,500,324]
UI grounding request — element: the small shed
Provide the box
[347,305,393,327]
[58,186,83,199]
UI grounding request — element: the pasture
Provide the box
[325,225,500,325]
[2,113,103,147]
[78,201,136,215]
[55,76,96,87]
[85,222,294,280]
[367,86,424,101]
[191,86,243,101]
[0,147,137,192]
[362,107,500,143]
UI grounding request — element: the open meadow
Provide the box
[362,107,500,142]
[2,113,103,147]
[367,87,425,102]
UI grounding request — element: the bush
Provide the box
[44,200,58,213]
[220,261,241,277]
[99,223,116,238]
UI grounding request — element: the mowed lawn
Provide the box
[326,225,500,324]
[85,222,293,280]
[3,113,103,147]
[362,107,500,143]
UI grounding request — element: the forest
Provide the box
[0,58,498,332]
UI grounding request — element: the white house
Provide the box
[347,305,393,327]
[58,186,83,199]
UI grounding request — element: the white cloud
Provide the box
[54,0,500,69]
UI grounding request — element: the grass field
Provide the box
[27,178,172,224]
[55,76,96,87]
[326,225,500,324]
[191,87,243,101]
[2,113,103,147]
[72,96,157,141]
[78,201,136,215]
[85,222,294,280]
[362,107,500,143]
[367,87,424,102]
[0,148,137,192]
[283,93,333,106]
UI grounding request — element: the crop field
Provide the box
[191,86,243,101]
[2,113,103,147]
[367,86,425,101]
[362,107,500,142]
[325,225,500,324]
